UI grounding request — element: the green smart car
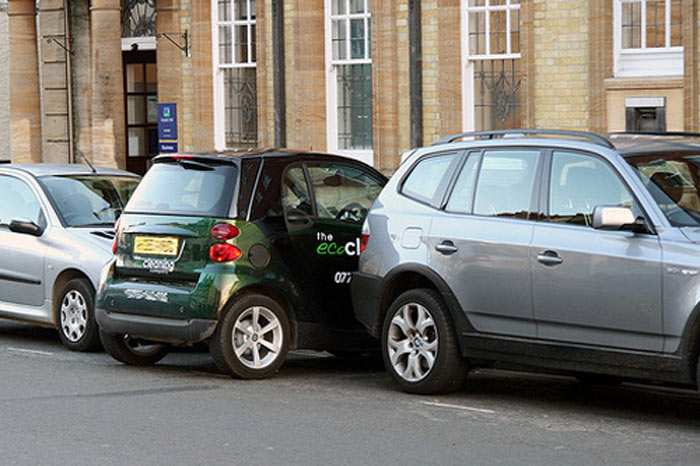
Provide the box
[95,150,387,378]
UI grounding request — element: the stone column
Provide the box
[90,0,125,168]
[8,0,42,163]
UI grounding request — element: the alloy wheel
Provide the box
[231,306,283,370]
[387,302,438,382]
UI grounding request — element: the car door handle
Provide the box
[537,251,563,266]
[436,241,458,255]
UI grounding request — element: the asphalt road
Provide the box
[1,320,699,466]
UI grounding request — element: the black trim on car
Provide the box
[95,308,217,345]
[0,271,41,286]
[459,332,690,384]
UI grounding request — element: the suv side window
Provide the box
[281,165,313,216]
[473,150,540,219]
[401,153,458,205]
[307,164,384,224]
[548,150,636,227]
[0,175,44,227]
[445,153,481,214]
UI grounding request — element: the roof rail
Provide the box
[610,131,700,139]
[432,129,615,149]
[0,160,11,164]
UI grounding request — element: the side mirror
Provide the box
[9,218,44,237]
[591,206,636,231]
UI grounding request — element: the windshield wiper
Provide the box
[74,222,115,228]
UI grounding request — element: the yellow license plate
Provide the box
[133,236,179,256]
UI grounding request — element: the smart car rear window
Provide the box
[126,162,238,217]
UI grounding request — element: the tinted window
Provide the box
[126,162,238,217]
[627,153,700,227]
[548,151,635,227]
[0,175,43,226]
[282,166,313,216]
[473,150,540,218]
[445,153,480,214]
[307,164,384,224]
[402,153,457,204]
[41,175,139,227]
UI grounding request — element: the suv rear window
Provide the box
[126,161,238,217]
[401,153,458,204]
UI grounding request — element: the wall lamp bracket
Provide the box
[156,30,190,57]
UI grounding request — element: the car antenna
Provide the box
[79,154,97,174]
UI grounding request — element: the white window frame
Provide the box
[324,0,373,166]
[461,0,521,132]
[212,0,257,150]
[613,0,683,78]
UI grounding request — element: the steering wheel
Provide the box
[335,202,366,222]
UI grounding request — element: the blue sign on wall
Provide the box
[159,142,178,153]
[158,103,178,140]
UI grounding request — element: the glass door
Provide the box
[123,51,158,175]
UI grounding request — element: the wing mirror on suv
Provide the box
[592,206,647,233]
[9,218,44,237]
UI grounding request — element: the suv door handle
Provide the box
[436,241,458,255]
[537,250,563,266]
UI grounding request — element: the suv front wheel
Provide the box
[382,289,468,394]
[209,294,290,379]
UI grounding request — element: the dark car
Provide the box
[96,149,387,378]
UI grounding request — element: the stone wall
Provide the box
[0,0,9,158]
[532,0,589,130]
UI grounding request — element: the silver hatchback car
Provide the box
[353,130,700,394]
[0,163,140,351]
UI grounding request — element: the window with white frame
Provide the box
[614,0,683,77]
[214,0,257,149]
[325,0,372,163]
[462,0,521,132]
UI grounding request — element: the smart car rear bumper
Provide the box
[96,307,217,345]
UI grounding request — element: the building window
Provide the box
[325,0,372,164]
[121,0,156,50]
[214,0,257,149]
[462,0,521,132]
[614,0,683,77]
[121,0,156,37]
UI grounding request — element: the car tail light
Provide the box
[211,222,240,240]
[360,220,370,253]
[209,243,242,262]
[112,218,121,254]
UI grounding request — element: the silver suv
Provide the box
[352,130,700,394]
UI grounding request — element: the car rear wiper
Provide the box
[173,159,214,171]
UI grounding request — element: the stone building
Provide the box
[0,0,9,151]
[5,0,700,175]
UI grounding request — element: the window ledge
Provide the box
[614,48,684,79]
[604,77,684,90]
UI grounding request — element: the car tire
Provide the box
[56,278,101,352]
[99,330,170,365]
[382,288,468,394]
[209,294,290,379]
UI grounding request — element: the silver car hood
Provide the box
[65,228,115,253]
